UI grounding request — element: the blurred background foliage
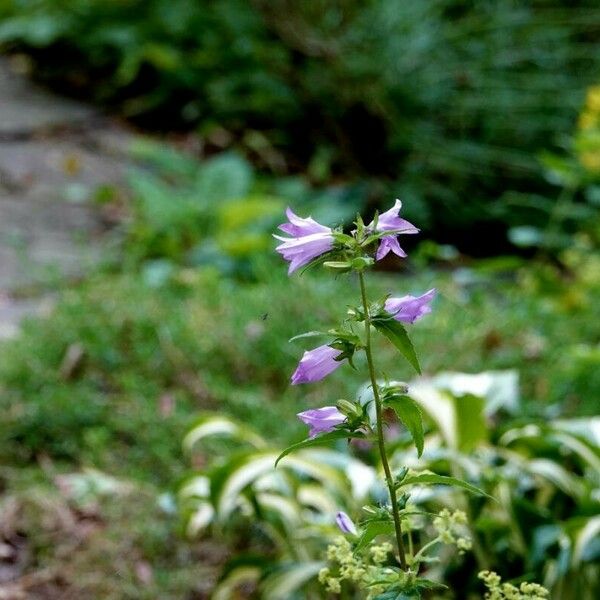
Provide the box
[0,1,599,598]
[1,0,600,252]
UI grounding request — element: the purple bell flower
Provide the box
[297,406,346,438]
[335,511,358,535]
[376,235,407,260]
[274,208,334,274]
[370,199,419,261]
[291,344,344,385]
[384,288,436,324]
[278,207,331,237]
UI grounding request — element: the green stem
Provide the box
[358,271,407,570]
[412,536,441,567]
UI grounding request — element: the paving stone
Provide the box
[0,58,96,135]
[0,138,127,192]
[0,190,103,290]
[0,58,144,336]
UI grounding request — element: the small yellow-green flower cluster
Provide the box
[433,508,472,554]
[370,541,393,564]
[576,85,600,174]
[319,536,396,598]
[319,536,365,593]
[478,570,550,600]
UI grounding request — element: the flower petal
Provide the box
[291,344,344,384]
[384,289,436,324]
[297,406,346,438]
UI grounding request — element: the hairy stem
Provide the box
[358,271,407,570]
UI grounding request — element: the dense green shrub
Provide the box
[1,1,599,250]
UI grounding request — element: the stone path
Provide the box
[0,57,138,338]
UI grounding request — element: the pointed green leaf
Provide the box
[355,520,395,552]
[372,320,421,374]
[396,472,493,499]
[288,331,327,343]
[275,430,366,467]
[385,395,424,457]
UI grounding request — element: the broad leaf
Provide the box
[372,320,421,374]
[275,430,365,467]
[397,472,493,499]
[385,395,424,457]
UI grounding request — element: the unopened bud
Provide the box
[336,399,362,418]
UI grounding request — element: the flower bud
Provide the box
[351,256,375,271]
[336,399,363,419]
[323,261,353,272]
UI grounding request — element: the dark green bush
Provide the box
[1,1,599,250]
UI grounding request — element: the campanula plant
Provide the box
[274,201,549,599]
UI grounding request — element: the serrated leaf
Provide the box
[372,320,421,374]
[396,472,493,499]
[385,395,424,457]
[355,520,394,551]
[275,430,365,467]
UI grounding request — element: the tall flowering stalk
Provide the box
[273,202,546,598]
[274,202,434,576]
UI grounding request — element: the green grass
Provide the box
[2,255,598,478]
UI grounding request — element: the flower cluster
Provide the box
[320,536,403,600]
[432,508,472,554]
[274,201,435,442]
[274,207,334,274]
[478,571,549,600]
[274,200,418,274]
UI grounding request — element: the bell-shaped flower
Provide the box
[384,288,436,324]
[278,207,331,237]
[291,344,344,384]
[297,406,346,438]
[335,511,358,535]
[370,199,419,261]
[274,208,334,274]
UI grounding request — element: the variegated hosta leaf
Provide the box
[212,566,262,600]
[500,422,600,475]
[212,450,352,522]
[499,449,586,500]
[183,413,267,453]
[256,492,302,525]
[178,475,215,537]
[297,483,339,516]
[406,380,487,452]
[572,515,600,566]
[260,561,326,600]
[185,502,215,537]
